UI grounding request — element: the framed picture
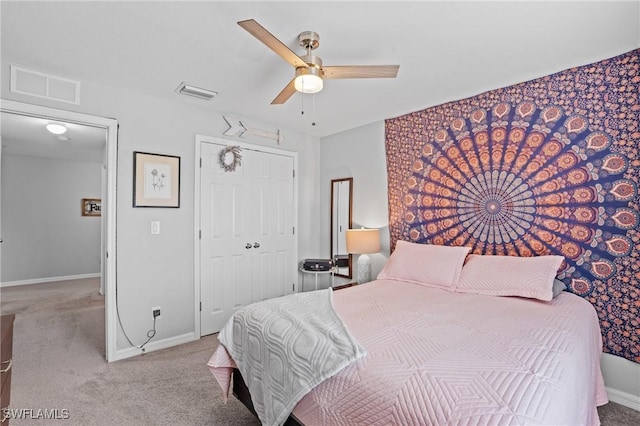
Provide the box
[133,151,180,208]
[82,198,101,217]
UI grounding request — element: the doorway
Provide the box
[0,99,118,361]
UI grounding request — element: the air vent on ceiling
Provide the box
[175,82,217,100]
[10,65,80,104]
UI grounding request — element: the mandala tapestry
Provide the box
[385,49,639,362]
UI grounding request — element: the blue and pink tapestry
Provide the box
[385,49,639,362]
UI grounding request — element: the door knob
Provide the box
[253,242,260,248]
[245,243,252,249]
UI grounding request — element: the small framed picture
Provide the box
[133,151,180,208]
[82,198,101,217]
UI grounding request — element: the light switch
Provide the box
[151,221,160,235]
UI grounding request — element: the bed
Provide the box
[208,242,608,426]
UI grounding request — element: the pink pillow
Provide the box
[377,241,471,290]
[456,254,565,301]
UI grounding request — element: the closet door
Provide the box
[250,151,295,302]
[200,142,295,335]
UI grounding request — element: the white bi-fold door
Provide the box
[199,139,296,335]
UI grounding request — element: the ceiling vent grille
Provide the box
[175,82,217,100]
[10,65,80,104]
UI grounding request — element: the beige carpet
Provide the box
[1,278,639,425]
[1,278,258,425]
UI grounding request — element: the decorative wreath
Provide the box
[218,146,242,172]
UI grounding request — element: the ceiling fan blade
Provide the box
[323,65,399,80]
[271,78,297,105]
[238,19,308,69]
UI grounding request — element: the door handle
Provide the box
[245,243,252,249]
[253,242,260,248]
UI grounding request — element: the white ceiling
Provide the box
[1,1,639,141]
[1,112,106,163]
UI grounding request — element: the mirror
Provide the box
[331,178,353,278]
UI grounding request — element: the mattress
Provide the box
[210,279,608,425]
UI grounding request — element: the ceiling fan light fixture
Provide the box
[294,67,323,94]
[237,19,399,104]
[46,123,67,135]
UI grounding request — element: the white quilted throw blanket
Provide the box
[217,289,366,426]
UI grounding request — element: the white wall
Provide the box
[1,153,102,283]
[601,353,640,410]
[1,57,322,355]
[320,121,389,287]
[320,121,640,409]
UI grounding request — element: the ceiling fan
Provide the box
[238,19,400,105]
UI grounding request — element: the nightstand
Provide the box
[300,268,335,291]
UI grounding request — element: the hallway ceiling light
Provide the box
[46,123,67,135]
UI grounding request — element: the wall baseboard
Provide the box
[607,387,640,412]
[1,273,100,288]
[113,332,197,362]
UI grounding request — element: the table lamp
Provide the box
[346,228,380,284]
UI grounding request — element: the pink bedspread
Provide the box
[209,279,608,425]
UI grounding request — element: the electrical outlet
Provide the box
[152,306,161,320]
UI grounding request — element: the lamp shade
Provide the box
[346,228,380,254]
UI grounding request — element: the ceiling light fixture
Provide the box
[237,20,399,104]
[294,66,323,94]
[46,123,67,135]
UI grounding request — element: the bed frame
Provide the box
[232,368,303,426]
